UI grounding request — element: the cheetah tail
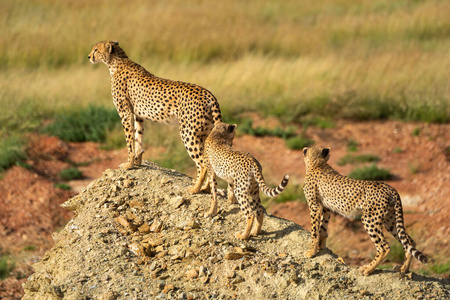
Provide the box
[210,96,222,124]
[257,173,290,197]
[394,192,428,264]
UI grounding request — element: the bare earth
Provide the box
[0,119,449,298]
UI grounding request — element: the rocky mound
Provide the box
[22,162,449,299]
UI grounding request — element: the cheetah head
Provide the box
[88,41,120,64]
[211,122,237,144]
[302,146,330,167]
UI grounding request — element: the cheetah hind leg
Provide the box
[204,174,218,218]
[134,116,145,166]
[227,183,237,204]
[187,165,207,195]
[250,210,264,237]
[235,214,255,240]
[200,174,211,193]
[358,214,391,275]
[383,210,414,274]
[319,207,331,249]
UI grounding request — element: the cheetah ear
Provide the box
[302,147,308,156]
[227,124,236,134]
[321,148,330,159]
[106,41,116,54]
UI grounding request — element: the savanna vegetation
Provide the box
[1,0,449,172]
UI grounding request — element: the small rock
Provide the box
[160,177,172,186]
[128,243,145,256]
[123,179,133,188]
[103,169,115,177]
[225,252,244,260]
[209,256,220,264]
[231,275,244,284]
[147,238,164,247]
[138,223,151,234]
[171,196,186,208]
[150,220,163,232]
[129,200,144,208]
[98,291,118,300]
[162,284,175,294]
[225,270,236,278]
[156,250,168,258]
[115,216,131,229]
[185,268,199,279]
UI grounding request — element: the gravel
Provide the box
[22,162,450,299]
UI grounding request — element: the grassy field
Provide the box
[0,0,449,170]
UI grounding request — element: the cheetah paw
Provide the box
[235,231,249,240]
[204,210,217,219]
[304,249,317,258]
[119,162,134,170]
[357,265,373,276]
[187,186,199,195]
[250,230,261,237]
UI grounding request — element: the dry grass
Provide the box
[0,0,449,168]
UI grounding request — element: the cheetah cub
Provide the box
[302,146,427,275]
[88,41,222,194]
[204,122,290,240]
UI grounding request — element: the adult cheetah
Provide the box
[302,146,427,276]
[88,41,221,193]
[204,122,290,240]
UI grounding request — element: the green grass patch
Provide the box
[337,154,380,166]
[412,127,421,136]
[347,139,359,152]
[418,260,450,277]
[155,142,193,175]
[59,167,83,181]
[262,183,306,208]
[274,184,306,204]
[0,255,14,280]
[348,164,392,181]
[54,183,72,190]
[101,127,127,150]
[23,245,36,251]
[0,136,27,172]
[408,160,422,174]
[237,119,296,139]
[393,147,403,153]
[385,240,404,264]
[285,136,314,150]
[429,261,450,275]
[42,105,121,143]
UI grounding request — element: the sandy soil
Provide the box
[0,119,448,298]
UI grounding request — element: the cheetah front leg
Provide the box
[115,100,135,170]
[134,116,145,166]
[305,201,323,258]
[235,214,255,240]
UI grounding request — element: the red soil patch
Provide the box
[0,119,449,298]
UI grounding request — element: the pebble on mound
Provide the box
[22,162,449,299]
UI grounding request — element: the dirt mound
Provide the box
[22,162,449,299]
